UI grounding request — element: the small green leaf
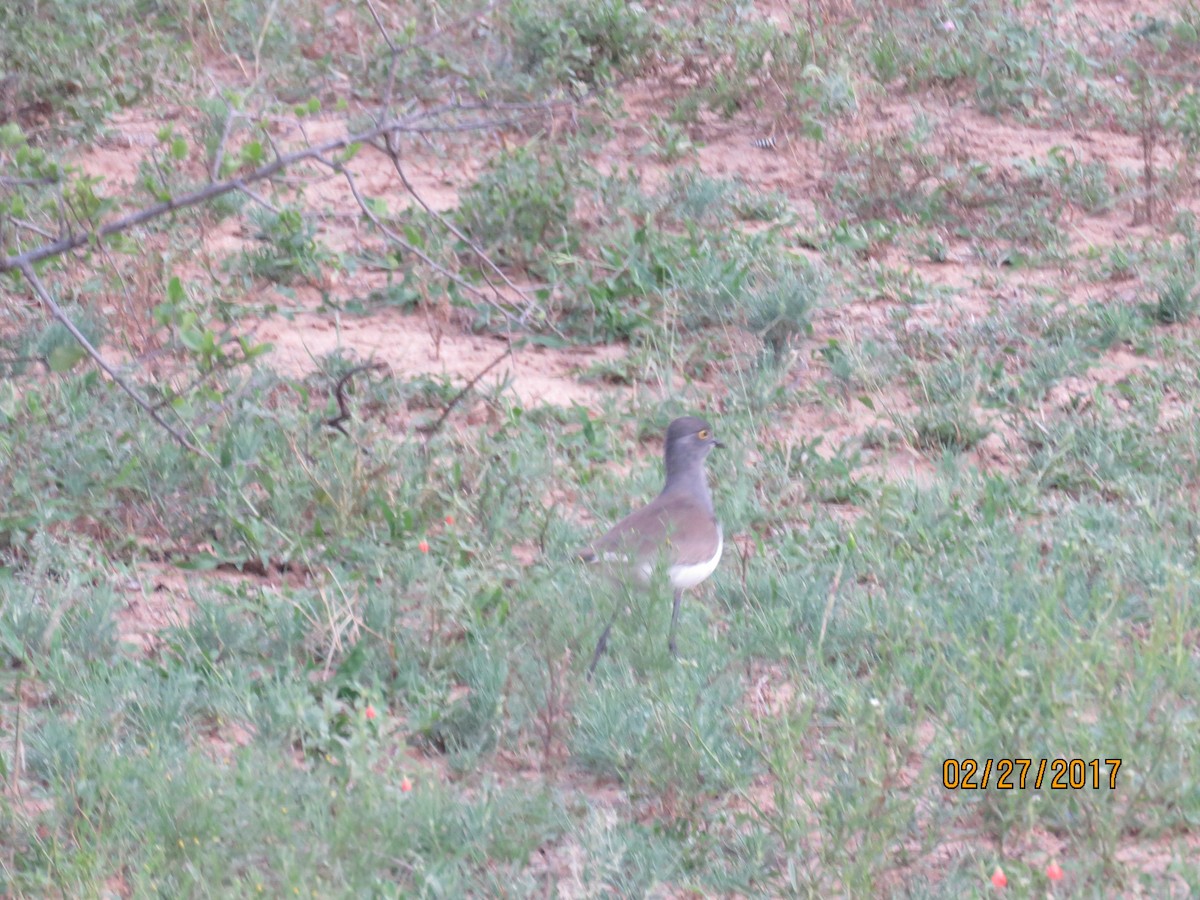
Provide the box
[402,224,425,248]
[170,137,188,160]
[48,343,87,373]
[179,327,206,352]
[238,337,273,359]
[0,122,25,147]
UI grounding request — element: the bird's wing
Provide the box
[580,492,718,566]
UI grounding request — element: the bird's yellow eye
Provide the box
[697,429,709,440]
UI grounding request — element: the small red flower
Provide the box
[445,515,455,525]
[418,539,429,554]
[991,867,1007,889]
[400,776,413,792]
[365,705,377,720]
[1046,862,1064,882]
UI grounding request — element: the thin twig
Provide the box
[209,101,238,182]
[0,103,565,273]
[11,273,297,547]
[382,142,542,327]
[364,0,399,113]
[365,0,500,113]
[330,159,533,325]
[364,0,397,53]
[9,218,55,239]
[0,176,58,188]
[421,343,518,435]
[15,261,202,453]
[325,362,387,437]
[236,185,280,214]
[815,558,845,656]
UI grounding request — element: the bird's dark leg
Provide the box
[587,615,616,680]
[669,588,683,658]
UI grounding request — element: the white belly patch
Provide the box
[667,527,723,590]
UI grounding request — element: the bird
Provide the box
[578,416,724,676]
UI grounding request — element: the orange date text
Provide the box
[941,758,1122,790]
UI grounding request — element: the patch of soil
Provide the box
[117,561,198,654]
[257,305,626,409]
[1044,345,1158,413]
[117,560,285,654]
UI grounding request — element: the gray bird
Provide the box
[579,416,724,676]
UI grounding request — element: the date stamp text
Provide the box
[942,758,1122,790]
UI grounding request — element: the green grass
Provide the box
[7,0,1200,895]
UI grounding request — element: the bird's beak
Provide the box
[713,440,725,449]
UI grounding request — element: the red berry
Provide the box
[1046,862,1064,881]
[991,867,1007,889]
[418,540,429,554]
[365,705,377,720]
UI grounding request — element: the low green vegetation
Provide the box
[6,0,1200,895]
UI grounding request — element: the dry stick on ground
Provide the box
[10,218,56,239]
[325,362,387,437]
[1,101,566,450]
[380,137,550,330]
[0,354,48,371]
[421,344,517,436]
[815,557,845,656]
[208,100,238,182]
[327,157,537,328]
[15,260,202,453]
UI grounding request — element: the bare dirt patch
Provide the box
[117,561,199,653]
[73,107,185,187]
[258,305,626,409]
[66,104,629,411]
[117,560,291,654]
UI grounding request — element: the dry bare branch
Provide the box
[209,100,238,182]
[14,260,202,453]
[0,102,567,273]
[2,95,577,450]
[328,157,534,326]
[421,342,518,436]
[0,175,58,187]
[379,137,545,327]
[325,362,387,437]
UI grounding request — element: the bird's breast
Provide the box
[667,527,723,590]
